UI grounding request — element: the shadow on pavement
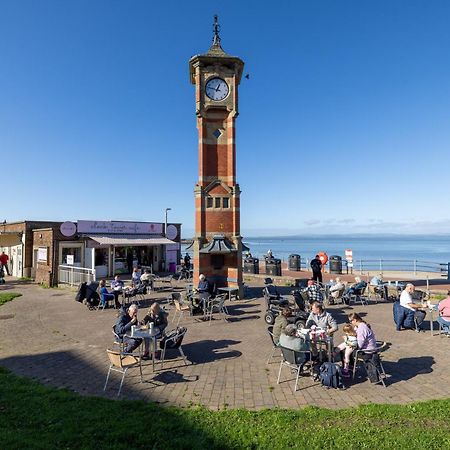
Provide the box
[183,339,242,364]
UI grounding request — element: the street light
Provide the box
[164,208,172,237]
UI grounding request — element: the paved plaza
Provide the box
[1,280,449,410]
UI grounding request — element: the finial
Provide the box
[212,14,221,45]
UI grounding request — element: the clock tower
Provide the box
[189,16,245,296]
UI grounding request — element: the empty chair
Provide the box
[103,349,143,396]
[159,327,189,369]
[206,293,228,325]
[350,286,368,306]
[172,299,193,327]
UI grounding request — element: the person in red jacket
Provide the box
[0,251,10,276]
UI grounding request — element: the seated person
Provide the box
[197,274,210,293]
[334,323,358,378]
[140,269,154,288]
[306,302,338,335]
[273,307,292,344]
[110,274,125,306]
[344,276,367,297]
[114,304,149,355]
[399,283,426,331]
[438,291,450,334]
[329,277,345,302]
[132,267,142,286]
[303,279,323,304]
[99,279,117,308]
[142,302,168,339]
[348,312,377,350]
[370,273,383,286]
[279,324,310,365]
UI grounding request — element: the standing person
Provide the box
[127,251,134,274]
[437,291,450,334]
[184,253,191,270]
[0,251,10,276]
[310,254,322,283]
[266,249,273,260]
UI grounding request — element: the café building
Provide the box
[0,219,181,286]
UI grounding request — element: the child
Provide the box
[334,323,358,377]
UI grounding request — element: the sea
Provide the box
[182,235,450,265]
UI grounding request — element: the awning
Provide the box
[200,235,236,254]
[86,234,176,246]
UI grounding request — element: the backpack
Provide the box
[362,353,381,383]
[160,327,186,350]
[319,362,344,389]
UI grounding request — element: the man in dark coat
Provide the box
[310,255,322,283]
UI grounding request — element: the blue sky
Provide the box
[2,1,450,237]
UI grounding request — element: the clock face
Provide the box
[205,77,229,101]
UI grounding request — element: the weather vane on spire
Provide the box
[212,14,221,44]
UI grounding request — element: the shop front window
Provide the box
[62,247,81,265]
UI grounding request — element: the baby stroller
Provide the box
[85,281,100,309]
[0,266,5,285]
[263,279,308,328]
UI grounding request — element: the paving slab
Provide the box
[0,280,449,409]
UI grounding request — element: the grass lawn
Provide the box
[0,292,22,306]
[0,368,450,449]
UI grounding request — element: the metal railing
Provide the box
[58,265,96,286]
[353,259,449,278]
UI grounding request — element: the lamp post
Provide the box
[164,208,172,272]
[164,208,172,236]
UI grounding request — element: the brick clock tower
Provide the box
[189,16,245,296]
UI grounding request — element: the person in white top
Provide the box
[399,283,426,330]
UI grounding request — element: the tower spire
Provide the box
[212,14,221,45]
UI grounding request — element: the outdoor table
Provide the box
[425,303,439,335]
[297,328,334,362]
[217,286,239,302]
[128,326,161,371]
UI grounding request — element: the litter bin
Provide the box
[329,255,342,274]
[244,257,259,274]
[169,262,176,273]
[288,254,301,271]
[265,258,282,276]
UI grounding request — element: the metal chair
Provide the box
[172,299,193,327]
[103,349,143,396]
[350,286,368,306]
[98,291,116,310]
[367,284,383,303]
[159,327,189,369]
[266,326,281,364]
[206,293,228,325]
[112,326,125,351]
[277,346,313,392]
[352,341,387,387]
